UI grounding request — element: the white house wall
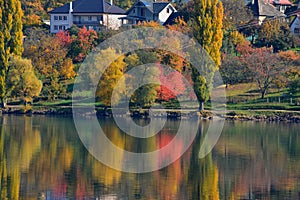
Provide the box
[50,14,72,33]
[158,5,176,24]
[103,14,126,29]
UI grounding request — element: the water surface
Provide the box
[0,115,299,199]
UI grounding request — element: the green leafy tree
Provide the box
[125,50,159,108]
[0,0,23,107]
[286,69,300,95]
[7,56,42,104]
[192,0,224,110]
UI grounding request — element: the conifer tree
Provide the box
[0,0,23,107]
[192,0,223,110]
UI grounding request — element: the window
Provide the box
[63,16,67,20]
[141,8,145,16]
[59,25,63,30]
[97,16,103,22]
[59,16,62,20]
[294,28,300,34]
[54,16,58,20]
[88,16,92,21]
[54,25,58,30]
[167,8,170,13]
[133,9,135,14]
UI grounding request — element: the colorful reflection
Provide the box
[0,116,299,199]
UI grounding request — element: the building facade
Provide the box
[120,1,177,26]
[49,0,126,33]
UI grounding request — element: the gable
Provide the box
[153,2,169,13]
[250,0,286,17]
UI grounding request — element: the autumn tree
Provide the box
[257,19,293,52]
[23,31,76,100]
[237,43,285,99]
[222,0,253,27]
[124,50,160,108]
[192,0,224,110]
[7,56,42,104]
[220,54,251,87]
[68,26,98,63]
[96,48,126,108]
[0,0,23,107]
[157,64,186,102]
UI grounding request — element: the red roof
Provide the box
[265,0,292,5]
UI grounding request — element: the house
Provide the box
[267,0,293,13]
[290,15,300,34]
[249,0,286,25]
[289,1,300,34]
[49,0,126,33]
[120,0,177,26]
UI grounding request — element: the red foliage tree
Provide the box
[236,43,285,99]
[157,64,186,101]
[56,30,71,47]
[68,26,98,62]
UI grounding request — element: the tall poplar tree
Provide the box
[0,0,23,107]
[192,0,223,110]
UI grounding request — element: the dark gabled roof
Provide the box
[126,0,171,14]
[153,2,169,13]
[49,0,125,14]
[49,3,70,14]
[250,0,286,17]
[104,3,126,14]
[163,12,189,26]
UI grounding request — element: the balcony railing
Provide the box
[73,21,102,25]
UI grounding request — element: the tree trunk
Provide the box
[261,90,266,99]
[0,98,6,108]
[199,101,204,111]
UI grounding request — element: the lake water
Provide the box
[0,115,299,199]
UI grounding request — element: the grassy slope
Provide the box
[225,83,300,111]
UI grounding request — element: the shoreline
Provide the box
[1,106,300,122]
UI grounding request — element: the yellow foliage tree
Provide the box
[96,48,126,107]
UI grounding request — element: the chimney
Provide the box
[110,0,113,5]
[69,2,73,13]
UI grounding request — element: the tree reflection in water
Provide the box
[0,116,299,199]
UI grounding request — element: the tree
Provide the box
[220,54,251,87]
[96,48,126,108]
[257,19,293,52]
[222,0,253,27]
[68,26,98,63]
[7,56,42,104]
[124,50,160,108]
[237,43,284,99]
[0,0,23,107]
[157,64,186,101]
[192,0,224,110]
[23,31,76,100]
[286,68,300,95]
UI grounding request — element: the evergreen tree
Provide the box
[192,0,223,110]
[0,0,23,107]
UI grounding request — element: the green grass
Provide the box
[225,83,300,111]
